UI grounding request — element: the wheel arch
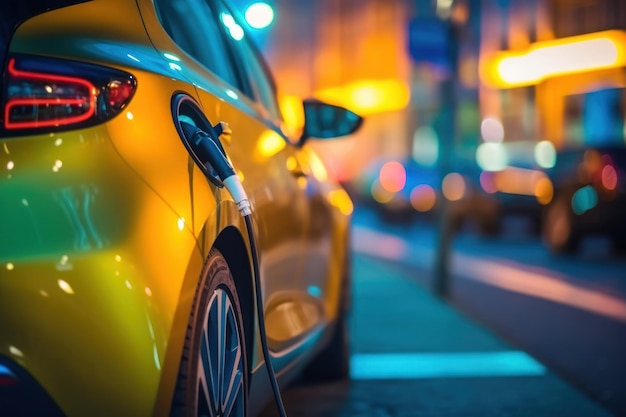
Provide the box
[213,225,256,377]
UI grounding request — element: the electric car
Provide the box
[0,1,362,416]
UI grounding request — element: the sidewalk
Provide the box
[261,252,614,417]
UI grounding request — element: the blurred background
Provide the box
[232,0,626,257]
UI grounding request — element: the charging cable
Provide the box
[180,122,288,417]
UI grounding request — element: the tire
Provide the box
[612,236,626,255]
[170,249,247,417]
[302,311,350,381]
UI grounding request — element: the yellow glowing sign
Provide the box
[315,79,410,116]
[482,30,626,88]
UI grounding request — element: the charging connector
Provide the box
[180,122,287,417]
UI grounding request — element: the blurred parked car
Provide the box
[541,144,626,254]
[475,139,558,235]
[478,166,552,234]
[350,157,500,234]
[0,1,362,416]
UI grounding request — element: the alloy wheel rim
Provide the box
[197,287,244,417]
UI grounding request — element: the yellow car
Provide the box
[0,1,362,416]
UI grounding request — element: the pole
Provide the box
[432,19,458,299]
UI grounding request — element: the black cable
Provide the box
[244,214,288,417]
[180,121,288,416]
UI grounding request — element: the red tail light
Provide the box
[2,54,136,132]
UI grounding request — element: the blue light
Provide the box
[350,351,546,380]
[0,364,16,378]
[307,285,322,298]
[571,185,598,215]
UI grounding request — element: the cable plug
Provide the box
[180,121,252,216]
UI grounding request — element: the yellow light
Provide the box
[482,30,626,88]
[315,79,410,116]
[9,346,24,358]
[535,177,554,205]
[256,130,286,158]
[303,148,328,181]
[58,279,75,295]
[279,95,304,136]
[326,189,354,216]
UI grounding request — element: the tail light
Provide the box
[2,54,136,133]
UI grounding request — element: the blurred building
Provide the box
[241,0,626,182]
[256,0,416,182]
[479,0,626,147]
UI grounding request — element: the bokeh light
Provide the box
[245,2,275,29]
[410,185,436,212]
[571,185,598,215]
[379,161,406,193]
[480,117,505,143]
[534,177,554,205]
[442,172,466,201]
[534,140,557,169]
[371,180,395,204]
[412,126,439,167]
[601,164,618,190]
[476,142,508,171]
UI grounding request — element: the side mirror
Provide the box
[299,99,363,145]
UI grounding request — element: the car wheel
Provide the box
[612,236,626,255]
[542,196,579,254]
[477,213,501,237]
[171,249,247,417]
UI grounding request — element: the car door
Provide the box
[140,0,326,360]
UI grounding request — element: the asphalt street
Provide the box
[259,250,613,417]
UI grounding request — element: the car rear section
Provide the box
[0,1,216,415]
[543,145,626,253]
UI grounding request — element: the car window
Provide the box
[213,0,283,123]
[154,0,241,90]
